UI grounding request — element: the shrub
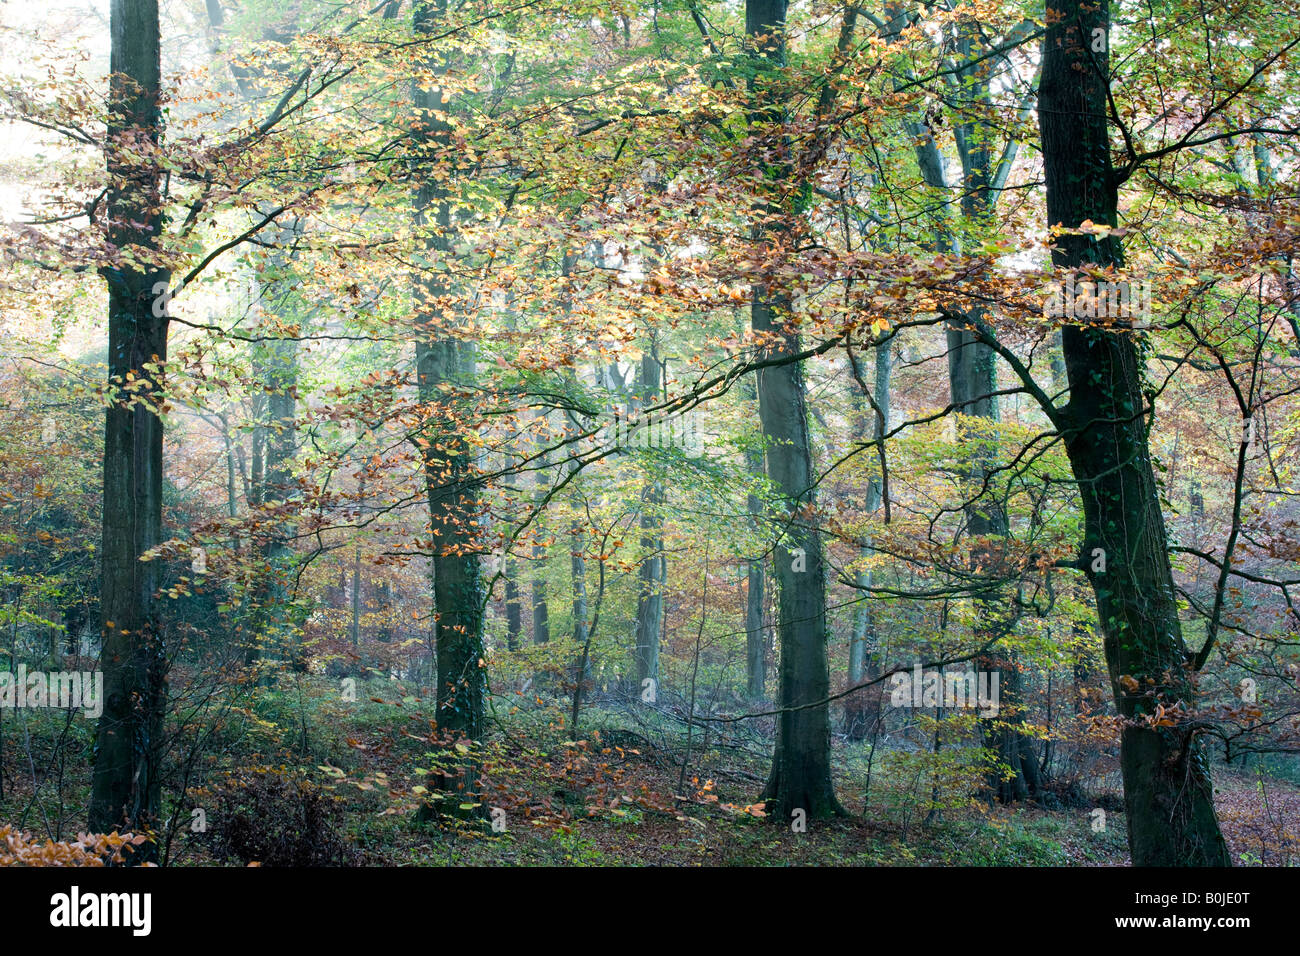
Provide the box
[197,766,357,867]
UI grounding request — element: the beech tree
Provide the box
[411,0,487,811]
[1034,0,1230,865]
[746,0,841,820]
[90,0,170,854]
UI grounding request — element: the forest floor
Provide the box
[349,748,1297,867]
[2,681,1297,866]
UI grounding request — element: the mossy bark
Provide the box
[1039,0,1229,865]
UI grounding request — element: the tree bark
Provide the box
[633,344,665,695]
[90,0,169,860]
[412,0,485,815]
[741,374,768,701]
[746,0,841,820]
[504,560,522,652]
[845,342,890,739]
[744,554,766,700]
[1038,0,1229,865]
[244,269,299,668]
[531,416,551,646]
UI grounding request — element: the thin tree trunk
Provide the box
[947,311,1036,802]
[901,6,1038,801]
[569,545,608,739]
[245,292,299,667]
[845,342,890,739]
[531,424,551,646]
[633,343,665,695]
[570,514,588,651]
[350,540,362,653]
[741,375,768,701]
[205,0,302,670]
[504,561,522,652]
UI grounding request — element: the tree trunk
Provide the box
[633,346,665,695]
[746,0,841,820]
[527,408,548,647]
[845,342,890,739]
[947,314,1037,802]
[1039,0,1229,865]
[531,431,551,646]
[567,441,589,697]
[244,284,299,667]
[914,9,1038,801]
[412,0,485,815]
[745,557,766,700]
[350,538,362,652]
[89,0,169,860]
[205,2,302,671]
[741,374,768,701]
[570,512,588,651]
[504,560,522,652]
